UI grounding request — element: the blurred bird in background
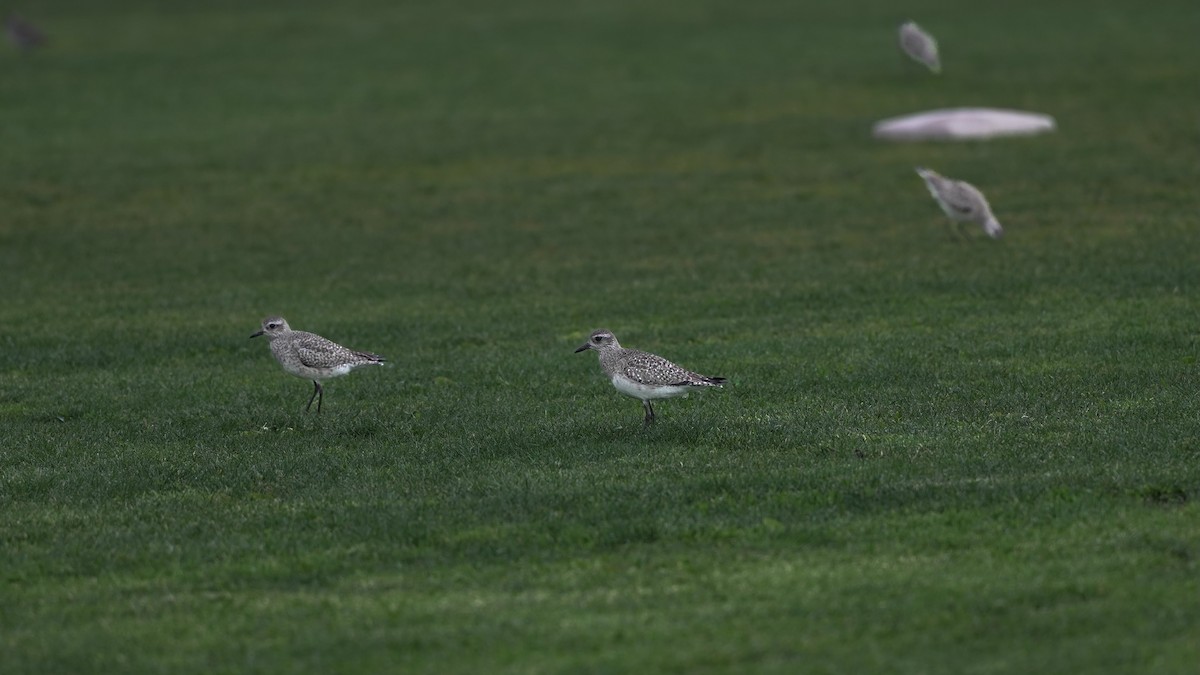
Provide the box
[5,13,47,53]
[916,167,1004,239]
[898,21,940,73]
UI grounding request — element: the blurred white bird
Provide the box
[915,167,1003,239]
[4,13,46,53]
[898,21,940,73]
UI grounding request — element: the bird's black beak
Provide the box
[574,343,590,353]
[249,330,264,339]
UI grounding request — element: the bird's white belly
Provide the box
[326,363,355,377]
[611,374,690,401]
[279,358,355,381]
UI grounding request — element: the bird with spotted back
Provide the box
[898,21,940,73]
[250,316,385,413]
[916,167,1004,239]
[575,328,727,425]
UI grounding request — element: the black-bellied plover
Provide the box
[575,329,726,425]
[4,14,46,53]
[916,167,1004,239]
[898,21,940,73]
[250,316,385,413]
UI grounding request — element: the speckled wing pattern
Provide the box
[941,179,989,219]
[294,331,384,369]
[619,349,720,387]
[920,171,979,218]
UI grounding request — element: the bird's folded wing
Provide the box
[296,340,342,368]
[947,184,981,214]
[623,352,695,386]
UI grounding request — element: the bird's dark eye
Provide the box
[593,335,603,342]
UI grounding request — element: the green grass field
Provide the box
[2,0,1199,672]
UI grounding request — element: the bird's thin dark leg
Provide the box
[306,381,322,413]
[643,400,655,425]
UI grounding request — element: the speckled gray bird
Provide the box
[916,167,1004,239]
[250,316,385,413]
[898,21,940,73]
[575,329,726,425]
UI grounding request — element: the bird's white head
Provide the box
[575,328,620,353]
[250,315,291,340]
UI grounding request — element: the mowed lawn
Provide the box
[2,0,1198,672]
